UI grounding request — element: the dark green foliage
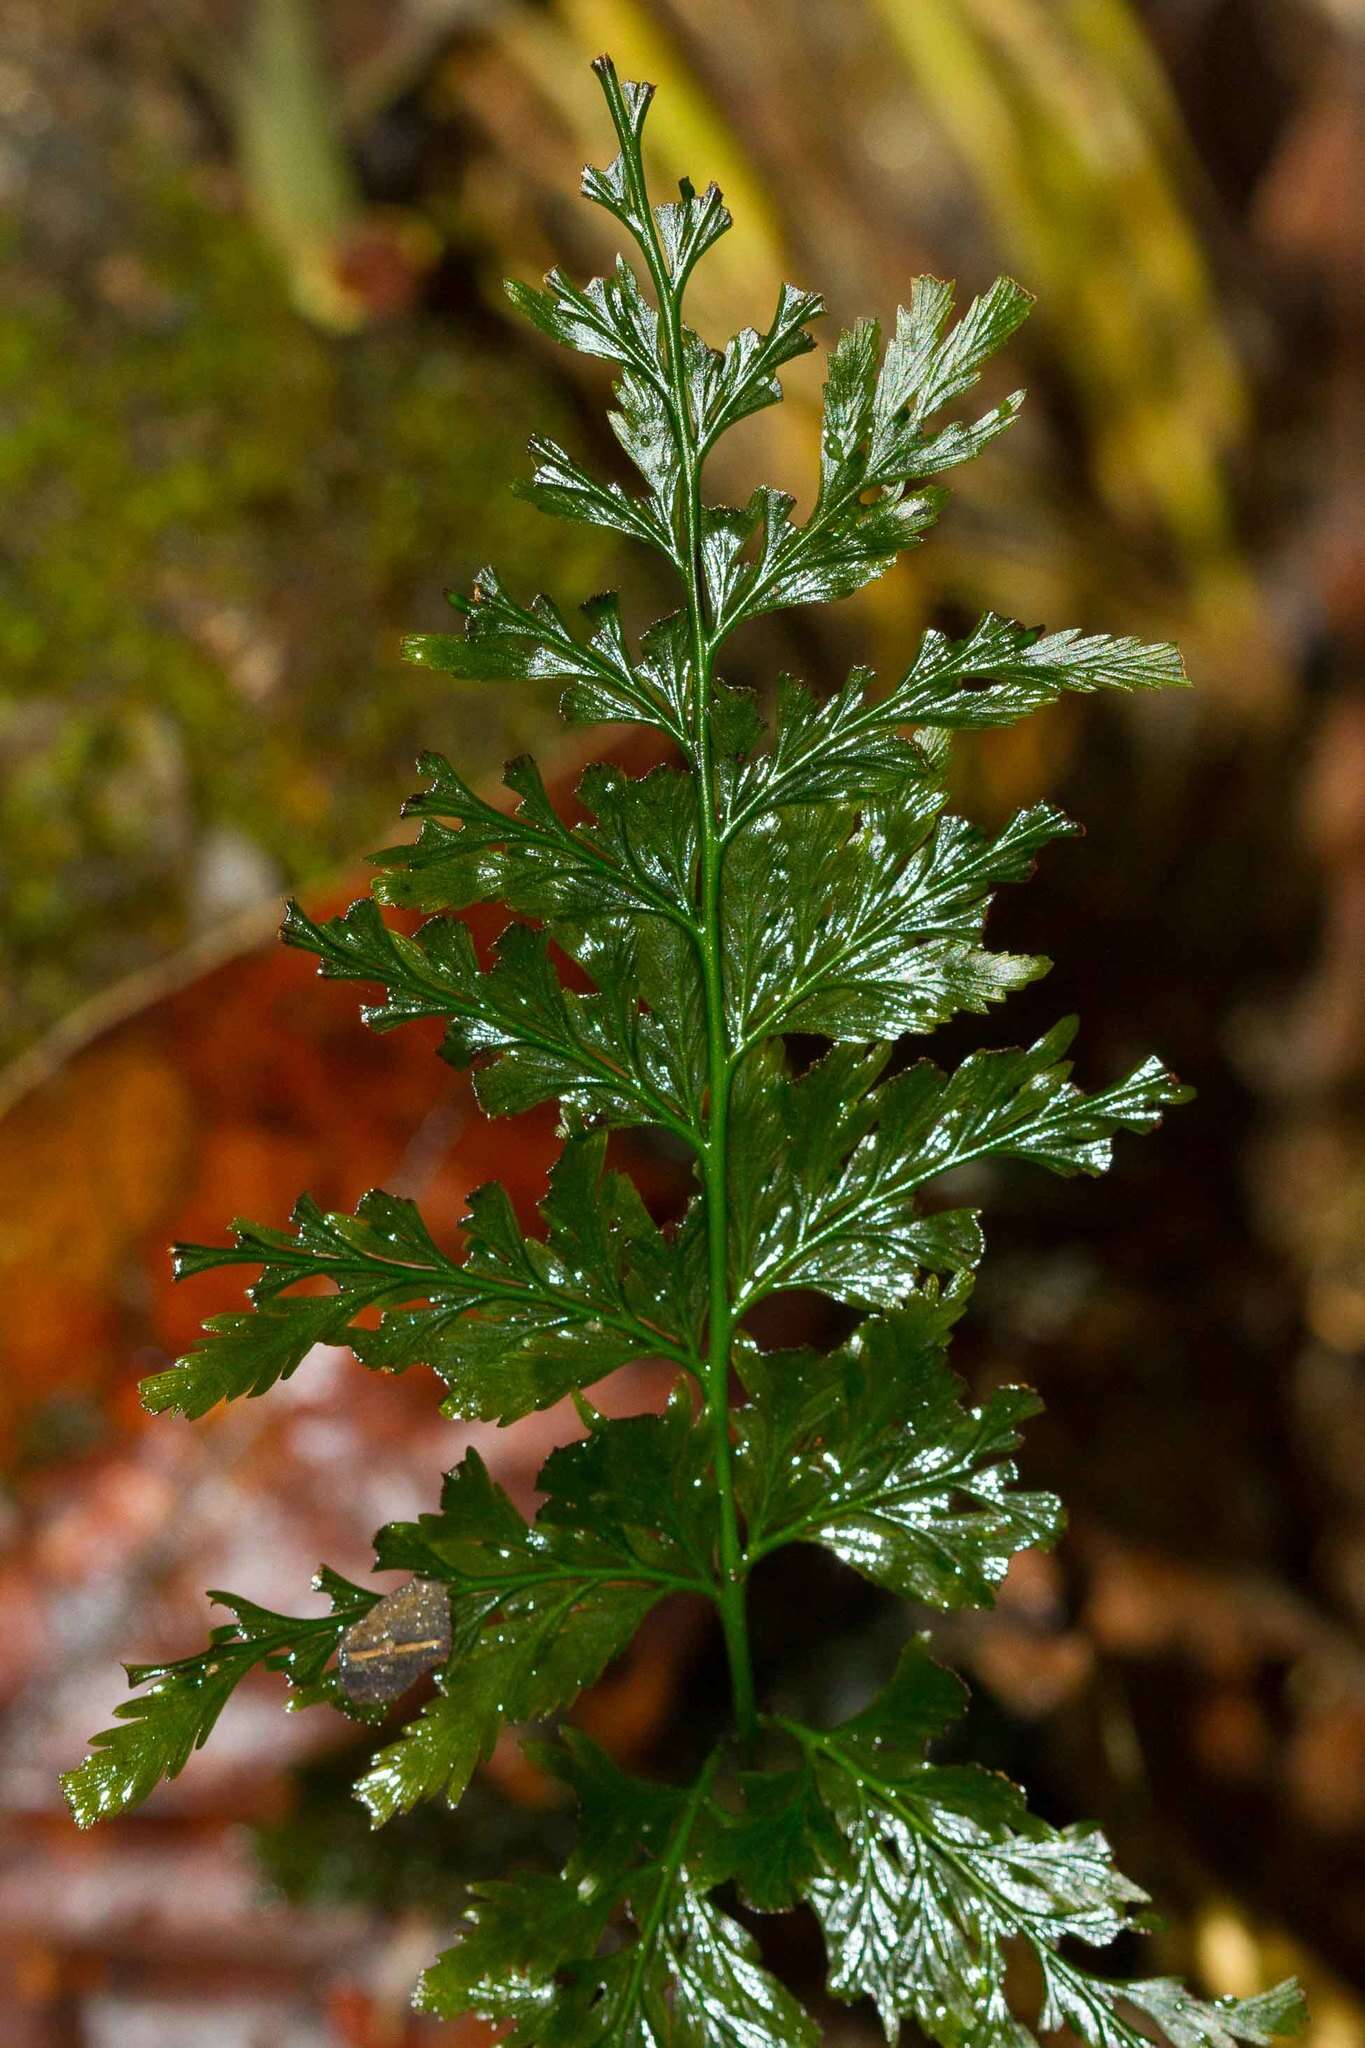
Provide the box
[779,1645,1300,2048]
[148,1131,700,1422]
[415,1735,818,2047]
[355,1408,714,1825]
[67,54,1304,2048]
[61,1569,376,1827]
[728,1019,1189,1318]
[736,1284,1063,1605]
[253,1751,564,1920]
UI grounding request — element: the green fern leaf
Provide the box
[62,1571,375,1826]
[72,49,1303,2048]
[148,1133,698,1420]
[417,1735,817,2047]
[738,1281,1061,1604]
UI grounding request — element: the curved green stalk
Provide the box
[595,59,756,1742]
[612,1745,723,2024]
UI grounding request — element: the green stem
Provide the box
[696,734,756,1743]
[597,62,757,1744]
[450,1562,711,1598]
[614,1745,721,2022]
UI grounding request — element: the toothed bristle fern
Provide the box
[65,56,1305,2048]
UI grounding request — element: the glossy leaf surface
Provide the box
[73,49,1304,2048]
[722,784,1069,1047]
[783,1647,1307,2048]
[417,1735,818,2047]
[149,1133,699,1421]
[731,1020,1191,1313]
[62,1569,376,1826]
[738,1283,1062,1603]
[357,1424,714,1824]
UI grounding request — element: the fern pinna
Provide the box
[66,57,1305,2048]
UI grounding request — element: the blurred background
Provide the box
[1,0,1363,2041]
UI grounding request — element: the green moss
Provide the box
[0,160,615,1057]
